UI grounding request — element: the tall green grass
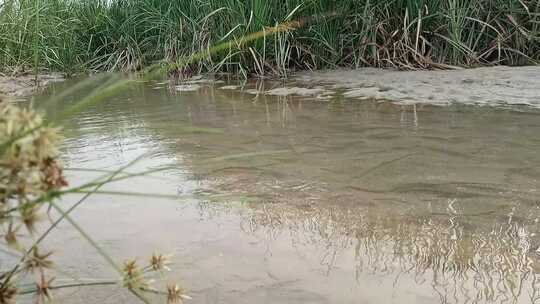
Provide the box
[0,0,538,76]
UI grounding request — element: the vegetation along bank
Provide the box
[0,0,539,77]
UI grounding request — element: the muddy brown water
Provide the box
[18,76,540,303]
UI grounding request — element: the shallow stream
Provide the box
[24,75,540,304]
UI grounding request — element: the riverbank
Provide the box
[293,65,540,107]
[0,73,64,98]
[209,65,540,108]
[4,65,539,108]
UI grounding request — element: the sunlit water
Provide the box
[20,77,540,303]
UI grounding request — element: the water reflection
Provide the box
[28,77,540,303]
[193,199,540,304]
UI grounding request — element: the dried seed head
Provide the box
[42,158,68,190]
[122,259,147,290]
[123,259,139,276]
[149,253,172,272]
[35,275,55,302]
[166,284,184,304]
[0,280,18,304]
[3,223,21,248]
[20,205,41,234]
[0,103,66,205]
[24,247,54,273]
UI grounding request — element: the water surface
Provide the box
[27,77,540,304]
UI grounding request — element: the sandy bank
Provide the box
[293,66,540,107]
[0,73,64,98]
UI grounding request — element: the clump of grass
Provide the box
[0,0,538,77]
[0,102,189,303]
[0,102,66,303]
